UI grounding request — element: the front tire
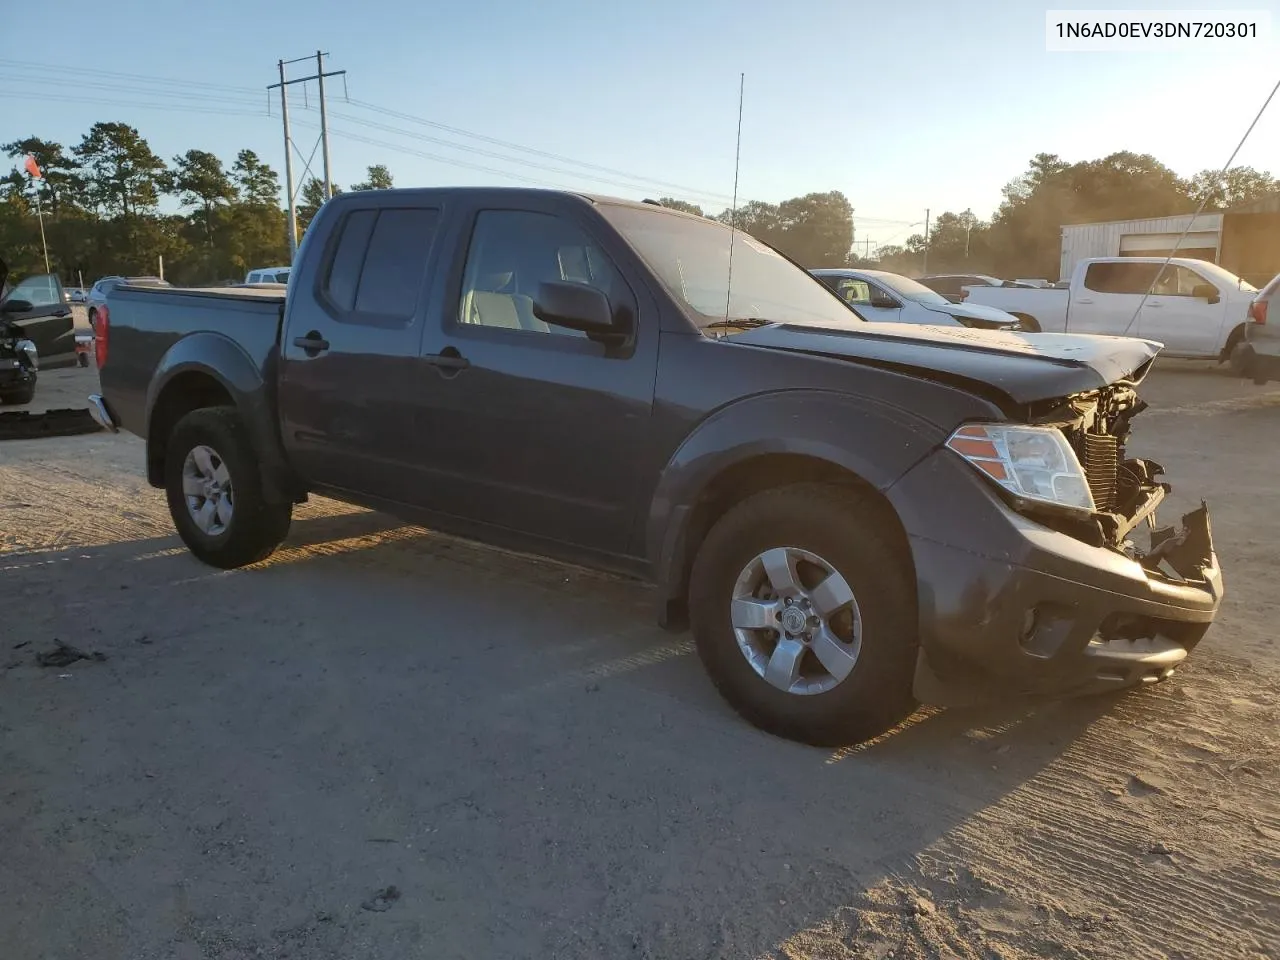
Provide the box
[164,407,292,569]
[1013,313,1040,332]
[688,483,919,747]
[0,381,36,405]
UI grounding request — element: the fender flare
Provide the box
[145,332,298,500]
[644,389,946,603]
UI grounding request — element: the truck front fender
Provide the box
[145,332,298,501]
[645,389,945,614]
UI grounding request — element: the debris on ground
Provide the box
[35,641,106,668]
[360,886,401,912]
[0,409,103,441]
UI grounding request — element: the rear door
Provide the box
[408,197,659,557]
[277,196,444,502]
[0,274,75,366]
[1071,261,1159,337]
[1136,263,1226,357]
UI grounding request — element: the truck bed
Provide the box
[98,285,286,439]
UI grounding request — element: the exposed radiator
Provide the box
[1082,433,1119,512]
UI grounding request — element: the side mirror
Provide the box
[869,292,898,309]
[0,298,33,314]
[1191,283,1220,304]
[533,281,624,341]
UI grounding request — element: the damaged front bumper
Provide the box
[886,449,1223,705]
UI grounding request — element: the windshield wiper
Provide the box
[704,317,772,330]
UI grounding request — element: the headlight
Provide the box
[17,339,37,370]
[946,423,1095,514]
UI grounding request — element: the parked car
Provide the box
[89,187,1222,747]
[244,266,291,284]
[812,268,1023,330]
[1229,271,1279,384]
[963,257,1257,356]
[0,257,73,404]
[916,273,1006,303]
[87,275,169,329]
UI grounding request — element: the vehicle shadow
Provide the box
[1,509,1151,960]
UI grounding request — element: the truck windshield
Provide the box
[599,204,861,328]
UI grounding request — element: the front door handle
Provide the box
[1145,302,1164,308]
[293,332,330,354]
[423,347,470,371]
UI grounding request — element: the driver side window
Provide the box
[4,275,60,308]
[833,278,873,306]
[457,210,622,337]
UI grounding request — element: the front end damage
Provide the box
[887,377,1223,706]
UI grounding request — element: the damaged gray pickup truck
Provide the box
[89,188,1223,746]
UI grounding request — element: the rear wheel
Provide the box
[164,407,292,569]
[688,483,919,747]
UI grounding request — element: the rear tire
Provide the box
[688,482,919,747]
[164,407,292,569]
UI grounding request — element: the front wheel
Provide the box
[164,407,292,569]
[0,381,36,405]
[688,483,919,747]
[1013,313,1040,332]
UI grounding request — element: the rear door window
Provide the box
[322,207,440,325]
[1083,261,1162,294]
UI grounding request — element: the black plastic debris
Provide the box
[0,409,103,441]
[36,641,106,668]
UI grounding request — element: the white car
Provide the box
[87,276,169,328]
[245,266,291,285]
[811,268,1024,330]
[964,257,1257,357]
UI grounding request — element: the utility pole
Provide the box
[274,59,299,260]
[316,51,333,200]
[922,208,931,275]
[269,53,347,257]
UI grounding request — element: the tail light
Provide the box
[95,304,109,368]
[1248,299,1268,325]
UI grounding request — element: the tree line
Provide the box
[2,120,1276,287]
[0,122,394,286]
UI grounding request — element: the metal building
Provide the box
[1059,215,1223,280]
[1059,203,1280,287]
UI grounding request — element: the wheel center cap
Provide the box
[781,605,808,635]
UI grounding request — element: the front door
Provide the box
[412,205,658,558]
[277,201,443,503]
[0,274,75,366]
[824,276,902,323]
[1137,263,1226,357]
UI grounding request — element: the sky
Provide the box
[3,0,1277,250]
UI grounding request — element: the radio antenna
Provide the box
[724,72,745,323]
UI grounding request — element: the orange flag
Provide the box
[24,154,42,179]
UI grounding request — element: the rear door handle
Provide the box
[293,332,330,354]
[1074,298,1094,304]
[423,348,470,371]
[1145,302,1164,308]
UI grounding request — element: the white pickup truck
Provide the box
[964,257,1258,360]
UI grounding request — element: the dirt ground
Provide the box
[1,363,1278,960]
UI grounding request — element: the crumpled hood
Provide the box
[723,319,1162,404]
[921,298,1020,327]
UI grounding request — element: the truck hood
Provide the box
[725,319,1162,404]
[920,298,1020,328]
